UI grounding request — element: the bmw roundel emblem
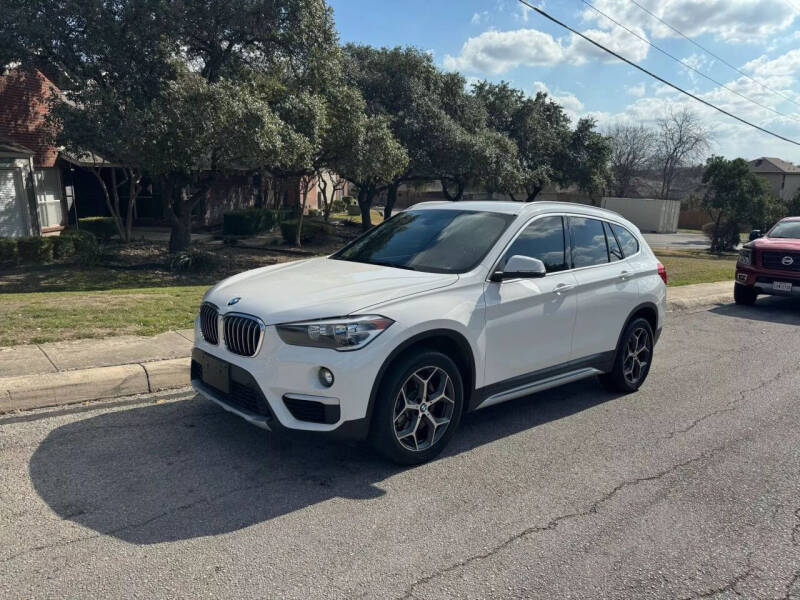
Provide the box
[228,297,241,306]
[782,256,794,266]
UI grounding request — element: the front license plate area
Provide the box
[773,281,792,293]
[202,354,230,394]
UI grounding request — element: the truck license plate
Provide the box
[773,281,792,293]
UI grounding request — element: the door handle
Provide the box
[554,283,575,295]
[619,270,631,281]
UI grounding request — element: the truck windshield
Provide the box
[332,209,515,274]
[768,221,800,239]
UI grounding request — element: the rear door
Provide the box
[483,215,578,386]
[569,216,640,361]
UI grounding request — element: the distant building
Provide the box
[749,157,800,202]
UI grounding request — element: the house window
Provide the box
[34,168,65,228]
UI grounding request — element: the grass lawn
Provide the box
[654,249,737,287]
[329,210,384,226]
[0,286,207,346]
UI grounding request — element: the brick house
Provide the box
[0,68,71,236]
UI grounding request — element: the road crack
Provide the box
[396,444,728,600]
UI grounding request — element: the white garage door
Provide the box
[0,169,28,238]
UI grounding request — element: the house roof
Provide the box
[749,157,800,173]
[59,149,117,168]
[0,134,34,156]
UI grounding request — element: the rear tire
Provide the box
[734,283,757,305]
[599,317,654,393]
[369,350,464,465]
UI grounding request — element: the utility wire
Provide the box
[628,0,800,109]
[579,0,800,123]
[516,0,800,146]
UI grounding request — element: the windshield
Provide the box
[332,209,516,274]
[768,220,800,239]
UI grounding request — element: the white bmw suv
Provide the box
[192,201,667,464]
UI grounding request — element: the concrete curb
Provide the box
[666,292,734,312]
[0,358,190,414]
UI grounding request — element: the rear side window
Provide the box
[500,215,567,273]
[570,217,609,268]
[611,224,639,257]
[604,221,623,262]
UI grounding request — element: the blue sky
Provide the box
[329,0,800,164]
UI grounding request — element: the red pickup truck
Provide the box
[734,216,800,305]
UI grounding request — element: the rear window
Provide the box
[611,224,639,257]
[570,217,609,268]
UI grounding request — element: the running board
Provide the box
[476,367,603,410]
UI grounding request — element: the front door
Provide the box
[483,215,578,387]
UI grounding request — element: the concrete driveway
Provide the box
[1,297,799,599]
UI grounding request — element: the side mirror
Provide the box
[749,229,762,241]
[491,255,547,282]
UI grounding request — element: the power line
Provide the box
[579,0,800,124]
[628,0,800,109]
[516,0,800,146]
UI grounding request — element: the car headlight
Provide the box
[275,315,394,351]
[738,248,753,266]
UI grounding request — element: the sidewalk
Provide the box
[0,280,736,414]
[0,330,194,413]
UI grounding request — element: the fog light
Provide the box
[318,367,334,387]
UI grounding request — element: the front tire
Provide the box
[370,350,464,465]
[600,317,654,393]
[734,283,757,305]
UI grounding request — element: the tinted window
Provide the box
[611,224,639,257]
[500,215,567,273]
[570,217,609,268]
[768,220,800,239]
[604,221,623,262]
[333,209,515,274]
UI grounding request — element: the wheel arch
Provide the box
[366,329,477,429]
[614,302,659,360]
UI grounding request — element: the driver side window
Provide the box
[499,216,567,273]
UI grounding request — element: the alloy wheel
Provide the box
[392,366,456,452]
[623,326,651,385]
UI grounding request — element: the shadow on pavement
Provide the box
[29,379,617,545]
[710,296,800,325]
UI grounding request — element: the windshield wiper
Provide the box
[367,260,418,271]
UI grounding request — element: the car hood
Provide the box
[205,257,459,324]
[750,237,800,251]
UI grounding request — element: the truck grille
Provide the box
[223,314,264,357]
[199,303,219,344]
[761,251,800,272]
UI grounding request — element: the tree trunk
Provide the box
[525,183,543,202]
[295,176,312,248]
[90,167,126,241]
[440,178,464,202]
[124,170,140,242]
[358,187,373,231]
[383,182,399,220]
[162,179,193,254]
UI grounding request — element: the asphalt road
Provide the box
[643,231,709,250]
[2,298,799,599]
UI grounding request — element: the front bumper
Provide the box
[736,266,800,296]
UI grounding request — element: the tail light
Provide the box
[657,262,667,285]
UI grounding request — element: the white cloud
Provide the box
[625,83,647,97]
[471,11,489,25]
[532,81,585,121]
[442,25,650,74]
[581,0,797,44]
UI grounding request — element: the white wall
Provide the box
[601,197,681,233]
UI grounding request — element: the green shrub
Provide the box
[223,208,283,236]
[341,195,355,207]
[0,238,17,263]
[169,248,219,272]
[280,219,331,244]
[330,198,346,213]
[307,208,320,218]
[346,204,361,216]
[79,217,118,241]
[702,221,740,253]
[64,230,101,265]
[51,235,76,259]
[16,236,54,263]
